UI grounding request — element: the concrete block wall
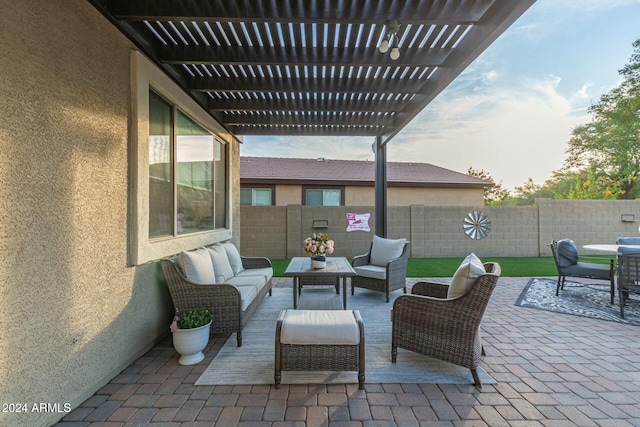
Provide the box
[240,206,288,258]
[539,199,640,256]
[240,199,640,259]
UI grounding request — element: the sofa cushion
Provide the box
[236,267,273,283]
[370,235,406,267]
[224,275,267,293]
[557,239,579,267]
[280,310,360,345]
[208,244,234,283]
[354,264,387,280]
[231,284,258,311]
[222,241,245,275]
[178,248,216,285]
[448,253,485,299]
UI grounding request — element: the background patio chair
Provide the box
[617,237,640,245]
[549,239,615,304]
[617,245,640,318]
[391,262,501,387]
[351,236,409,302]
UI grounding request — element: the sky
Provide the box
[240,0,640,190]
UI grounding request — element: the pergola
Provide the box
[88,0,535,235]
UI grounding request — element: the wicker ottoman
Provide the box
[274,309,365,389]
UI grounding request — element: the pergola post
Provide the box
[374,135,387,237]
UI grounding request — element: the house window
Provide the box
[304,187,344,206]
[132,51,232,265]
[149,91,228,237]
[240,188,273,206]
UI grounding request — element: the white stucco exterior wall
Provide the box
[0,1,239,425]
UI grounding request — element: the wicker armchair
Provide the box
[550,239,614,304]
[351,238,410,302]
[161,255,272,347]
[391,262,501,387]
[617,246,640,318]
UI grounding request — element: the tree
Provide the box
[562,38,640,199]
[511,178,553,205]
[466,167,510,204]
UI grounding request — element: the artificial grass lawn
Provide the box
[270,256,613,278]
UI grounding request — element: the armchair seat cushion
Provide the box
[563,262,612,279]
[354,264,387,280]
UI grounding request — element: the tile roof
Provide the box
[240,157,491,188]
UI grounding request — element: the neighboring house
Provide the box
[241,157,492,206]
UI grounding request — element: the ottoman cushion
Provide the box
[280,310,360,345]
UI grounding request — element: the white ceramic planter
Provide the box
[172,321,212,365]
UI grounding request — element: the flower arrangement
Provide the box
[170,308,212,332]
[303,232,335,257]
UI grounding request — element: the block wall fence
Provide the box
[240,199,640,259]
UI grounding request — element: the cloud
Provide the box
[241,134,375,161]
[242,72,594,191]
[386,73,591,190]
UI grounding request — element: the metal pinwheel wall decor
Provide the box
[463,211,491,240]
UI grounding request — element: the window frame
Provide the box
[131,51,233,265]
[302,185,345,206]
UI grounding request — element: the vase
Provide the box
[172,321,212,365]
[311,255,326,269]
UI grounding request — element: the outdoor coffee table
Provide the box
[284,257,356,309]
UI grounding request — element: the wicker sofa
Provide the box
[161,242,272,347]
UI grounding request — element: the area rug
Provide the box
[516,277,640,326]
[195,288,495,386]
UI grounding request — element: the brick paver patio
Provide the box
[54,277,640,426]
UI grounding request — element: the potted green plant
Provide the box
[170,308,212,365]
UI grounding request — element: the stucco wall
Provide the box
[275,184,300,206]
[240,199,640,259]
[387,187,484,206]
[0,2,241,426]
[345,186,375,205]
[271,183,484,206]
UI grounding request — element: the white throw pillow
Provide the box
[208,245,235,283]
[222,241,245,275]
[448,253,485,298]
[369,235,407,267]
[178,248,216,285]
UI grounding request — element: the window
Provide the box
[303,187,344,206]
[132,52,232,265]
[149,91,228,237]
[240,188,274,206]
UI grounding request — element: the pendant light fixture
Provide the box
[379,20,401,60]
